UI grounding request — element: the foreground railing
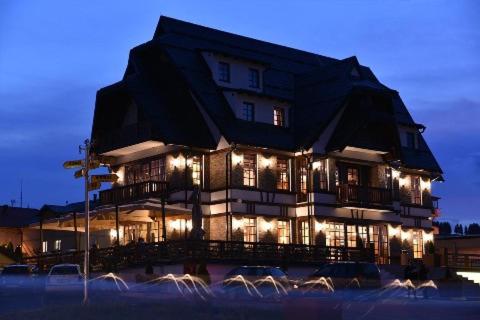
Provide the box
[99,180,168,205]
[24,240,374,272]
[446,253,480,270]
[337,184,392,207]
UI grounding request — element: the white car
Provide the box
[45,264,84,292]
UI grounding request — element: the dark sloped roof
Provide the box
[0,206,40,227]
[92,16,442,174]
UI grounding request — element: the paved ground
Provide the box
[1,264,479,319]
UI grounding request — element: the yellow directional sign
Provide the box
[91,174,119,183]
[63,160,84,169]
[95,155,116,166]
[74,169,85,179]
[89,160,100,170]
[87,181,101,191]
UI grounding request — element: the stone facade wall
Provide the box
[209,151,227,190]
[207,214,227,241]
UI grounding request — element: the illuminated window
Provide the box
[278,220,290,244]
[301,221,310,245]
[317,160,328,190]
[218,62,230,82]
[326,223,344,247]
[244,218,257,243]
[412,230,423,258]
[242,102,255,121]
[300,158,308,195]
[54,240,61,251]
[248,68,259,88]
[347,168,359,185]
[191,156,201,185]
[42,241,48,253]
[347,225,357,248]
[276,158,289,190]
[411,176,422,204]
[273,107,285,127]
[358,226,368,247]
[243,154,256,187]
[150,158,166,181]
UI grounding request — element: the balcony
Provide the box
[99,180,168,206]
[336,184,392,208]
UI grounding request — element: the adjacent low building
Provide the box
[34,16,444,264]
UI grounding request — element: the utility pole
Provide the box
[80,139,91,304]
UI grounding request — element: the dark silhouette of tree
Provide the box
[454,224,464,235]
[433,221,452,235]
[466,223,480,235]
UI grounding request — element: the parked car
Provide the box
[302,262,381,291]
[223,266,290,298]
[45,264,84,292]
[0,264,38,292]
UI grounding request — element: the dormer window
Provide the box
[273,107,285,127]
[242,102,255,121]
[406,132,418,149]
[248,68,260,88]
[218,62,230,82]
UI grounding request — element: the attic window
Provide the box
[350,67,361,78]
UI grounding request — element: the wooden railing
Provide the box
[337,184,392,207]
[24,240,374,272]
[446,253,480,270]
[99,181,168,205]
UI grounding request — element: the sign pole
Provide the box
[83,139,90,304]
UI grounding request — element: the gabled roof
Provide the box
[0,206,39,228]
[92,16,442,174]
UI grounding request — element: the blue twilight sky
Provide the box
[0,1,479,224]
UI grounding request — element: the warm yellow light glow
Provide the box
[423,231,434,242]
[186,158,193,167]
[232,218,243,230]
[170,219,180,229]
[114,166,125,184]
[186,219,192,230]
[262,157,272,168]
[315,220,326,232]
[401,229,411,241]
[388,224,400,237]
[172,157,181,168]
[232,153,243,165]
[262,220,273,232]
[421,179,431,190]
[392,169,400,179]
[399,176,408,188]
[312,161,321,170]
[109,228,123,239]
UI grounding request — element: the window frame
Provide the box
[241,102,255,122]
[301,220,310,245]
[277,220,290,244]
[273,107,285,127]
[411,175,422,205]
[248,68,260,88]
[191,156,202,186]
[243,153,257,187]
[276,158,290,191]
[218,61,230,82]
[244,218,257,243]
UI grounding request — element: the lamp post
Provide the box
[79,139,91,304]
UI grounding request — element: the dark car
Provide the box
[223,266,290,298]
[0,264,37,292]
[303,262,381,291]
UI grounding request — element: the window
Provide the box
[248,68,260,88]
[54,240,61,251]
[347,168,359,185]
[244,218,257,242]
[301,221,310,245]
[278,220,290,244]
[411,176,422,205]
[300,158,308,194]
[326,223,345,247]
[316,160,328,190]
[406,132,417,149]
[276,158,289,190]
[273,107,285,127]
[218,62,230,82]
[150,158,166,182]
[42,241,48,253]
[243,154,257,187]
[412,230,423,259]
[358,226,368,248]
[191,156,201,186]
[347,225,357,248]
[241,102,255,121]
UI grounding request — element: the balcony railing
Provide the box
[99,180,168,206]
[336,184,392,207]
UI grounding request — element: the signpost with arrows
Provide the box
[63,139,117,304]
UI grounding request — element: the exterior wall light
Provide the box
[232,217,243,230]
[423,231,434,242]
[232,153,243,165]
[388,224,400,237]
[262,157,272,168]
[172,158,181,168]
[312,161,321,171]
[170,219,180,230]
[262,220,273,232]
[315,220,326,232]
[392,169,400,179]
[421,179,431,191]
[401,229,411,241]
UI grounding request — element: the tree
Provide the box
[466,223,480,235]
[433,221,452,235]
[454,224,463,235]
